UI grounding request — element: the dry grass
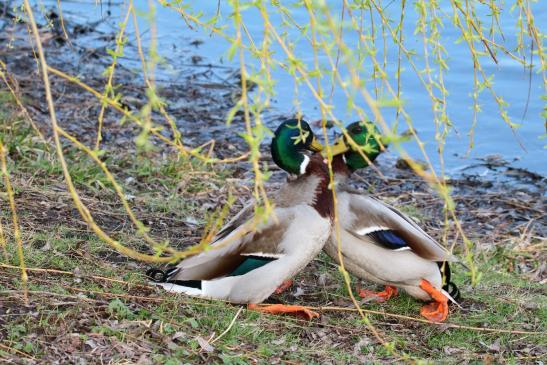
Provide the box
[0,96,545,362]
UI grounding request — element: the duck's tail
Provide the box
[146,267,206,296]
[438,261,460,302]
[146,267,178,283]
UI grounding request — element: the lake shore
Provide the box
[1,8,545,364]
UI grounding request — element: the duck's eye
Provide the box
[301,125,312,135]
[351,126,363,134]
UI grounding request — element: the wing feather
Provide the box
[168,209,292,281]
[342,189,455,261]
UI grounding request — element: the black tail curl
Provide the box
[146,268,168,282]
[438,262,460,302]
[146,267,201,289]
[146,267,178,283]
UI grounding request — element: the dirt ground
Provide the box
[0,7,545,364]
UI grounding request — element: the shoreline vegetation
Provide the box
[1,5,545,364]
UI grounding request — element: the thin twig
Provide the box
[251,304,545,335]
[0,342,36,360]
[0,141,28,304]
[211,306,243,344]
[0,263,150,289]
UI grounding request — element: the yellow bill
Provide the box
[309,137,324,152]
[325,137,350,156]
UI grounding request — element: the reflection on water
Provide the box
[32,1,546,175]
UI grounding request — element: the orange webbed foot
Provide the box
[419,279,449,322]
[274,279,294,294]
[420,301,448,322]
[358,285,398,303]
[248,303,319,320]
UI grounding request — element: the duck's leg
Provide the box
[419,279,448,322]
[274,279,293,294]
[248,303,319,320]
[358,285,398,303]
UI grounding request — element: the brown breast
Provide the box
[306,153,334,219]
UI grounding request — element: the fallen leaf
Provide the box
[136,354,152,365]
[196,336,214,352]
[353,337,371,356]
[317,273,328,286]
[271,338,286,346]
[488,338,501,353]
[172,331,186,341]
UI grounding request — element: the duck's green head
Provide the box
[271,119,324,175]
[330,121,387,171]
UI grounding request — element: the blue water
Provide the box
[35,1,546,176]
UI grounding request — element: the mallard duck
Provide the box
[148,119,333,319]
[325,121,459,322]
